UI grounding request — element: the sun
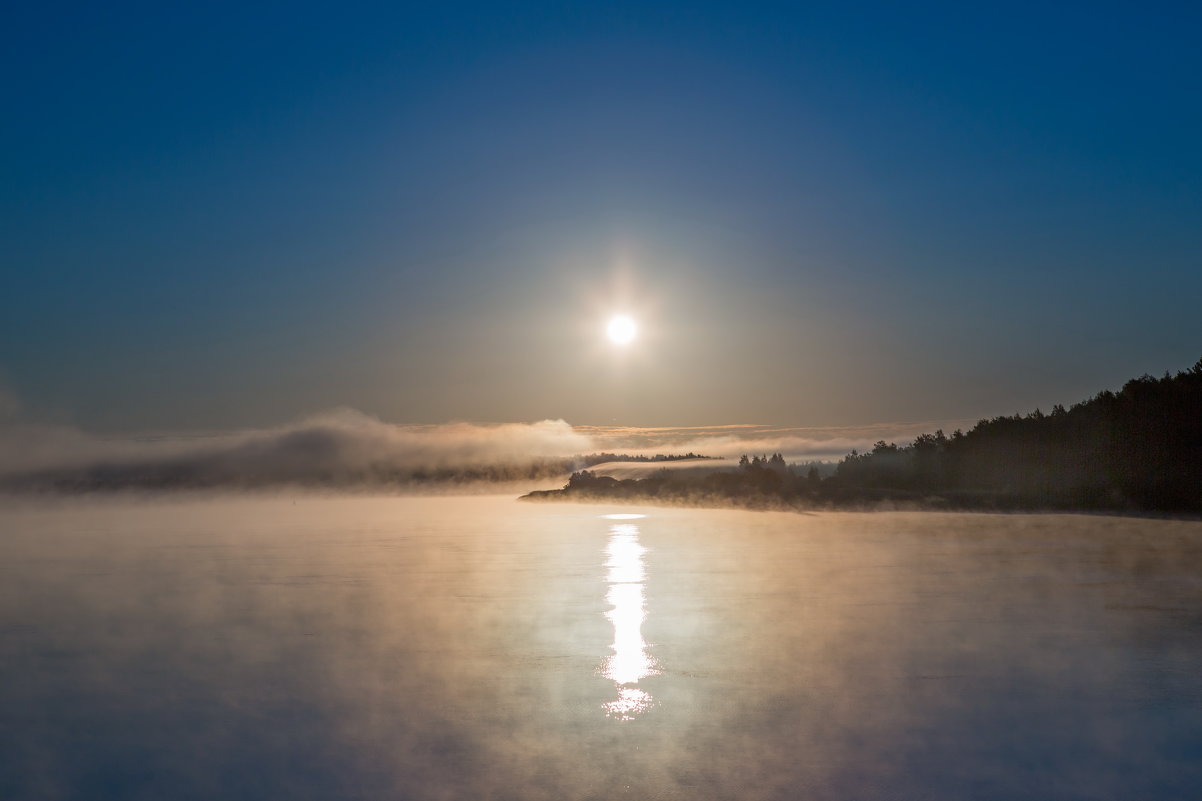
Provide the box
[606,315,637,345]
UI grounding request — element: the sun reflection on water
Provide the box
[601,518,658,720]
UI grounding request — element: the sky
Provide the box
[2,1,1200,433]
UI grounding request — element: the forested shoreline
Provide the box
[524,358,1202,514]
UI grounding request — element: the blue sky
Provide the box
[2,1,1200,430]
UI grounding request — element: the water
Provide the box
[2,495,1201,800]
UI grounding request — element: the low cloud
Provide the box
[0,410,595,491]
[582,420,973,463]
[0,405,965,493]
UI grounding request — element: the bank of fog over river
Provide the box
[2,494,1201,800]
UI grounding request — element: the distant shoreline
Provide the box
[520,357,1202,517]
[520,358,1202,517]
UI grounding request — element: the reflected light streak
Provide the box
[601,520,658,720]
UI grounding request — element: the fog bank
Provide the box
[0,411,594,491]
[0,407,937,492]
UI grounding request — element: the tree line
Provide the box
[823,358,1202,511]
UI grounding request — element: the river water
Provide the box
[2,495,1201,799]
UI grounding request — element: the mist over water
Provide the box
[0,414,594,490]
[0,405,935,492]
[3,496,1202,800]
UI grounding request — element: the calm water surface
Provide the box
[2,495,1202,800]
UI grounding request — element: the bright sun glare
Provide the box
[607,315,637,345]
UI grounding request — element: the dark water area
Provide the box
[2,496,1201,800]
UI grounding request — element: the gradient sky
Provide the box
[3,1,1200,432]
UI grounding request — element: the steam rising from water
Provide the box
[3,497,1201,799]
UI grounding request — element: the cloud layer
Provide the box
[0,407,965,492]
[580,420,976,462]
[0,410,593,491]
